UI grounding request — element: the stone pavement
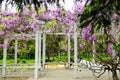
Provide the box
[27,68,112,80]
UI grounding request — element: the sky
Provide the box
[1,0,17,12]
[1,0,75,12]
[60,0,74,11]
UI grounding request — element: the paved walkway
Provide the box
[28,68,112,80]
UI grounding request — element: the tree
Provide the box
[79,0,120,80]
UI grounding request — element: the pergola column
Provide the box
[111,22,116,59]
[2,39,7,76]
[42,32,46,70]
[74,23,78,78]
[14,39,18,71]
[38,31,42,68]
[34,32,39,80]
[67,34,71,68]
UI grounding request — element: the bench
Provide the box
[44,62,73,69]
[77,60,120,78]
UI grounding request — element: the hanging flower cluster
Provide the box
[0,4,85,48]
[82,24,91,41]
[79,44,83,49]
[107,44,113,55]
[110,33,118,43]
[81,24,97,43]
[89,34,96,42]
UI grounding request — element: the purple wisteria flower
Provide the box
[20,36,25,40]
[74,2,85,15]
[20,25,25,31]
[40,13,48,20]
[79,44,83,49]
[3,20,15,29]
[0,31,5,36]
[107,44,113,55]
[111,33,118,43]
[18,44,21,48]
[89,34,96,42]
[6,33,12,39]
[3,42,9,48]
[55,9,61,17]
[71,35,74,40]
[64,28,69,34]
[22,7,31,15]
[33,27,39,33]
[23,44,27,48]
[117,27,120,32]
[87,24,92,30]
[0,44,3,49]
[5,25,12,29]
[82,28,88,41]
[82,24,92,41]
[63,19,70,24]
[18,13,22,17]
[112,13,118,19]
[4,12,14,17]
[56,17,62,22]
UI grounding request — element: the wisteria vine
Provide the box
[0,1,120,57]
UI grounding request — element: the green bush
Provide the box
[22,59,26,63]
[17,58,21,63]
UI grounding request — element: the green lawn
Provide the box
[0,59,35,65]
[0,54,111,65]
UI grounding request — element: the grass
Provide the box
[0,59,35,65]
[0,53,111,65]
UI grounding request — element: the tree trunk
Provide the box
[48,54,50,62]
[111,64,119,80]
[53,54,55,61]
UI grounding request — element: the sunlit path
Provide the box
[27,68,112,80]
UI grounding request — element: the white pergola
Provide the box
[1,23,79,80]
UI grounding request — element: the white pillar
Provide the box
[68,34,71,68]
[111,22,116,60]
[38,31,42,68]
[2,39,7,76]
[34,32,39,80]
[74,23,78,78]
[14,39,18,71]
[42,32,46,69]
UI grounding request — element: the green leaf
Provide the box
[29,18,34,23]
[27,5,32,10]
[0,24,4,29]
[38,9,44,14]
[45,20,57,28]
